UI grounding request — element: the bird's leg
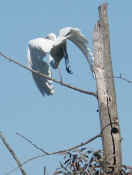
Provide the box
[63,47,73,74]
[58,67,63,83]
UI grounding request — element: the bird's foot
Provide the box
[66,65,73,74]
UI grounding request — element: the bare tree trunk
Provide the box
[93,3,122,174]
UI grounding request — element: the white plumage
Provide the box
[27,27,94,96]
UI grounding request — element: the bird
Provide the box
[27,27,94,96]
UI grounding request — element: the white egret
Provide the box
[27,27,94,96]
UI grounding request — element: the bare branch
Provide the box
[0,132,27,175]
[115,74,132,84]
[6,154,44,175]
[0,51,97,98]
[6,133,101,175]
[95,74,132,84]
[17,132,101,156]
[16,132,49,155]
[50,133,101,155]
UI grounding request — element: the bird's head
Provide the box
[46,33,56,41]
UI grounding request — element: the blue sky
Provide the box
[0,0,132,174]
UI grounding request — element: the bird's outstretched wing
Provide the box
[59,27,94,73]
[27,39,54,96]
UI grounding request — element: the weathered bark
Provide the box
[93,3,122,174]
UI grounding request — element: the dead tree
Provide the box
[93,3,122,174]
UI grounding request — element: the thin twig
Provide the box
[0,51,97,98]
[6,154,44,175]
[17,132,101,156]
[6,133,101,175]
[0,132,27,175]
[49,133,101,155]
[114,74,132,84]
[16,132,49,155]
[95,74,132,84]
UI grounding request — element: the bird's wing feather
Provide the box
[31,61,54,96]
[28,37,53,53]
[27,40,54,96]
[59,27,94,73]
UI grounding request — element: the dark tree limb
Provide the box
[93,3,122,174]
